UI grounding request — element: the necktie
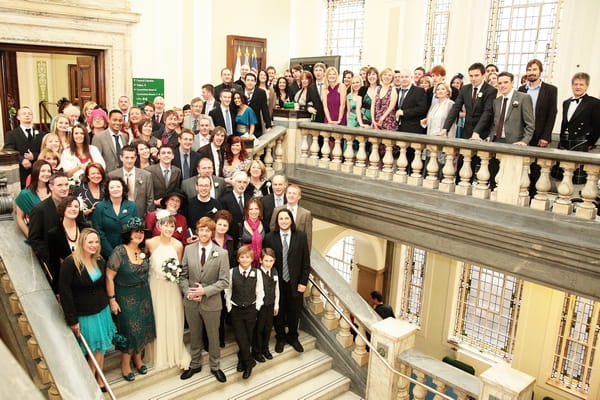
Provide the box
[567,98,580,121]
[127,172,135,201]
[238,195,244,212]
[26,128,32,142]
[472,87,478,105]
[201,247,206,265]
[246,92,252,102]
[495,97,508,140]
[275,197,282,207]
[266,270,270,278]
[398,89,408,108]
[318,82,322,97]
[155,114,160,123]
[183,153,190,179]
[282,233,290,282]
[113,135,122,167]
[243,271,247,278]
[192,118,198,134]
[224,109,233,135]
[162,131,171,145]
[163,168,170,184]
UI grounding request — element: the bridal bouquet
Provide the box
[161,257,182,283]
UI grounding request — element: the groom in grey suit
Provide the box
[489,72,534,145]
[179,217,230,382]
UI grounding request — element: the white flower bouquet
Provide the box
[161,257,182,283]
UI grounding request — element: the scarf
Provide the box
[246,218,263,267]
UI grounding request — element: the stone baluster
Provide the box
[342,134,356,173]
[518,158,531,207]
[380,139,395,180]
[575,164,600,219]
[454,389,469,400]
[553,161,575,215]
[321,292,339,330]
[432,378,447,400]
[308,130,321,166]
[36,359,51,384]
[407,143,424,186]
[352,322,369,366]
[48,385,61,400]
[253,146,264,161]
[473,151,491,199]
[336,305,354,348]
[423,144,440,189]
[353,136,367,176]
[330,133,343,171]
[307,277,324,314]
[412,370,427,400]
[300,128,310,163]
[396,364,411,400]
[530,158,552,210]
[18,315,33,336]
[366,138,380,178]
[27,336,42,360]
[264,141,275,176]
[273,137,284,172]
[439,146,456,192]
[456,149,474,196]
[319,131,331,169]
[394,141,409,183]
[480,363,535,400]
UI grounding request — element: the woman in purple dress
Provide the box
[323,67,347,126]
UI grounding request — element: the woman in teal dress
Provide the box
[106,217,156,382]
[233,92,258,139]
[92,177,138,259]
[358,66,380,127]
[14,160,52,237]
[346,76,365,128]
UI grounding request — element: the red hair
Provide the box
[225,136,248,163]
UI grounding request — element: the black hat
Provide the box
[160,190,187,209]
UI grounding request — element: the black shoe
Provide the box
[180,366,202,380]
[263,350,273,360]
[254,353,266,363]
[211,369,227,383]
[236,360,244,372]
[243,366,253,379]
[289,340,304,353]
[275,341,285,353]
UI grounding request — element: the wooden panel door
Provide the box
[77,56,96,104]
[356,264,384,304]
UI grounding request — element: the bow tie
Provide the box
[571,97,581,104]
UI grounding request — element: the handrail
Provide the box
[38,101,54,132]
[307,275,454,400]
[79,333,116,400]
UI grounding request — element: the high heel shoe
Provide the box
[136,365,148,375]
[122,372,135,382]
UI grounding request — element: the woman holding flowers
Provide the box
[145,214,191,371]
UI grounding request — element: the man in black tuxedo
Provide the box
[263,208,311,354]
[440,62,497,140]
[234,64,250,89]
[153,96,166,125]
[219,171,252,247]
[201,84,218,115]
[173,129,201,181]
[214,68,243,100]
[198,127,226,178]
[394,69,428,134]
[260,174,287,233]
[244,73,271,138]
[153,109,179,148]
[287,64,303,100]
[559,72,600,183]
[209,90,236,137]
[308,63,326,123]
[143,102,163,132]
[3,106,42,188]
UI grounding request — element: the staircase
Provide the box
[104,331,363,400]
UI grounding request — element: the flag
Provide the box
[250,48,258,73]
[233,47,242,82]
[243,47,249,67]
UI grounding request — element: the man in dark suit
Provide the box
[270,184,312,248]
[214,68,243,100]
[244,73,271,138]
[92,109,127,173]
[489,72,534,145]
[261,174,287,233]
[28,173,72,282]
[518,59,558,147]
[263,208,311,354]
[179,217,229,383]
[424,65,459,107]
[153,96,166,124]
[234,64,250,89]
[308,63,326,123]
[559,72,600,183]
[201,84,218,115]
[440,62,497,140]
[173,129,201,181]
[3,106,42,188]
[143,101,163,132]
[370,291,395,319]
[108,145,154,218]
[152,109,179,148]
[219,171,252,247]
[198,127,226,178]
[394,69,428,134]
[209,90,236,137]
[287,64,303,100]
[146,145,182,207]
[181,157,226,200]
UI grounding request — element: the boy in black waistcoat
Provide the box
[225,247,264,379]
[253,248,279,363]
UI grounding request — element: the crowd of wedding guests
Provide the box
[5,58,598,391]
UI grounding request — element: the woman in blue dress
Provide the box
[233,92,258,140]
[92,177,138,259]
[59,228,115,392]
[14,160,51,237]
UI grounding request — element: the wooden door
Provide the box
[76,56,96,104]
[356,264,384,304]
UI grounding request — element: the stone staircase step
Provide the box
[187,348,332,400]
[111,331,316,400]
[269,369,353,400]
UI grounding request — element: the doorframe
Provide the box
[0,43,105,135]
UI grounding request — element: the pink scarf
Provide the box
[246,218,263,267]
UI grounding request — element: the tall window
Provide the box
[325,236,355,283]
[549,294,600,396]
[423,0,452,69]
[453,264,523,361]
[399,247,427,325]
[324,0,365,73]
[486,0,563,82]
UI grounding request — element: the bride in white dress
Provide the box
[145,214,191,371]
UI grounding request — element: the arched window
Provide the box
[324,0,365,73]
[325,235,355,283]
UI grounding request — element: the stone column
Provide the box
[479,363,535,400]
[366,318,418,400]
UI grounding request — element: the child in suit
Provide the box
[253,248,279,362]
[224,246,264,379]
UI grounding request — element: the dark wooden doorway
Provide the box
[0,43,105,136]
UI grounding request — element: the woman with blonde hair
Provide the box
[51,113,71,151]
[323,66,347,125]
[245,159,271,198]
[372,67,398,130]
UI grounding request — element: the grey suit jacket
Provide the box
[179,243,230,312]
[270,205,313,248]
[145,163,182,200]
[92,129,128,173]
[108,168,155,217]
[489,91,534,144]
[181,175,226,200]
